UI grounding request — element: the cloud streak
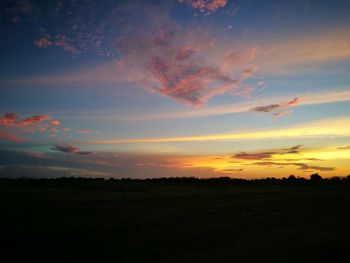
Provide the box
[52,145,92,156]
[232,145,303,160]
[253,161,334,172]
[86,117,350,144]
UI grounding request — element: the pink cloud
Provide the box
[49,120,61,126]
[0,130,24,142]
[222,48,257,69]
[62,127,71,132]
[179,0,228,12]
[20,115,50,125]
[286,97,300,107]
[0,113,50,126]
[147,56,241,106]
[0,113,19,126]
[175,46,197,60]
[54,34,78,54]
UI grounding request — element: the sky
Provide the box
[0,0,350,179]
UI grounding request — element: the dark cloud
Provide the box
[253,161,334,172]
[232,145,303,160]
[284,144,303,154]
[252,98,300,118]
[337,145,350,150]
[223,168,243,172]
[52,145,92,156]
[233,152,274,160]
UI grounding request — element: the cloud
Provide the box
[35,34,78,54]
[0,130,24,142]
[284,144,303,153]
[232,145,303,160]
[52,145,92,156]
[223,168,243,172]
[337,145,350,150]
[35,37,52,48]
[253,161,334,172]
[0,113,19,126]
[252,98,300,113]
[0,113,51,126]
[49,120,61,126]
[119,23,256,106]
[20,115,50,125]
[179,0,228,12]
[147,56,242,106]
[233,152,274,160]
[0,113,51,140]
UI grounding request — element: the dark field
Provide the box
[1,178,350,262]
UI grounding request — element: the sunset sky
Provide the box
[1,0,350,179]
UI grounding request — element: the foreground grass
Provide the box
[1,180,350,262]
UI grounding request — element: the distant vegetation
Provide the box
[1,173,349,189]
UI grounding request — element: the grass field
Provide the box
[1,179,350,262]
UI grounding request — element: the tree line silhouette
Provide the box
[1,173,350,190]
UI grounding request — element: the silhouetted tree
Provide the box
[310,173,322,181]
[288,175,296,181]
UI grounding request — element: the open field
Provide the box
[1,178,350,262]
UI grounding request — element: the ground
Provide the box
[1,179,349,262]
